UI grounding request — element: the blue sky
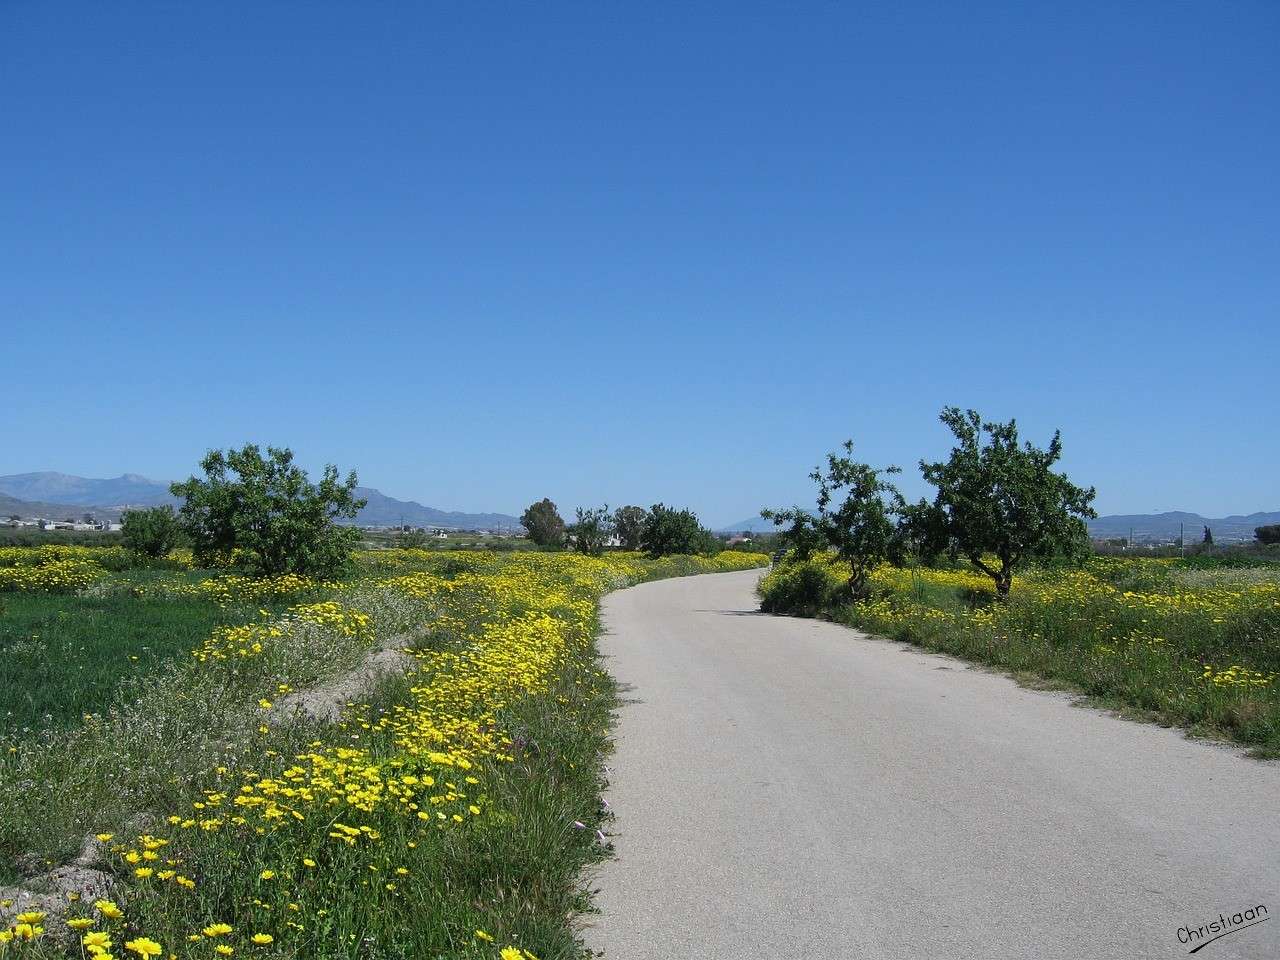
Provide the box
[3,2,1277,527]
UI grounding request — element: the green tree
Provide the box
[640,503,717,557]
[170,444,366,576]
[567,505,614,556]
[907,408,1096,598]
[1256,524,1280,545]
[1202,526,1214,545]
[520,498,566,548]
[763,440,905,599]
[613,505,648,551]
[121,505,181,558]
[395,528,431,549]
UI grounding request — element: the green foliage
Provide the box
[520,498,566,548]
[757,557,842,615]
[612,505,648,551]
[907,408,1096,597]
[170,444,366,577]
[640,503,716,557]
[763,440,904,599]
[1257,524,1280,546]
[394,528,431,549]
[567,505,614,556]
[121,505,181,558]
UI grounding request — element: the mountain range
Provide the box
[6,472,1275,542]
[0,472,521,531]
[719,510,1280,542]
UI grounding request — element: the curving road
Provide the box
[588,569,1279,960]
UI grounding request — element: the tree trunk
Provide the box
[847,570,870,601]
[994,568,1012,598]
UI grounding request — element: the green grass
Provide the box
[0,590,221,734]
[0,580,297,736]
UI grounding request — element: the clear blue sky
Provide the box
[4,2,1277,526]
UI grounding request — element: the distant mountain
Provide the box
[0,472,520,531]
[349,487,519,530]
[0,472,174,508]
[1088,511,1280,543]
[718,509,1280,543]
[717,516,780,534]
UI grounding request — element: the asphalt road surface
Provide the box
[588,569,1279,960]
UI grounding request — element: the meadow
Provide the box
[759,552,1280,756]
[0,543,767,958]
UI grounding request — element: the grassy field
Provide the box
[759,552,1280,756]
[0,543,767,957]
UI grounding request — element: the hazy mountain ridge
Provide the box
[0,472,520,531]
[1087,511,1280,541]
[720,510,1280,541]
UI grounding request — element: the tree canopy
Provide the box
[170,444,366,576]
[612,506,648,551]
[520,498,566,548]
[640,504,717,557]
[907,408,1096,597]
[763,440,904,599]
[567,506,614,556]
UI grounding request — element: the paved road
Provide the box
[588,569,1279,960]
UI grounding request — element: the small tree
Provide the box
[1202,526,1213,545]
[613,506,648,551]
[521,498,566,548]
[908,408,1096,598]
[395,528,430,549]
[640,504,717,557]
[121,505,181,558]
[170,444,366,576]
[1256,525,1280,546]
[568,506,614,556]
[763,440,904,599]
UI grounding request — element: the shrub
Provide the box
[758,556,844,615]
[1257,525,1280,546]
[121,505,181,558]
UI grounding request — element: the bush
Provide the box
[1256,524,1280,546]
[121,505,181,558]
[758,557,844,616]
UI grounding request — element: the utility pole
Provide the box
[1180,521,1185,558]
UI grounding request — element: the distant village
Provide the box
[3,514,122,532]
